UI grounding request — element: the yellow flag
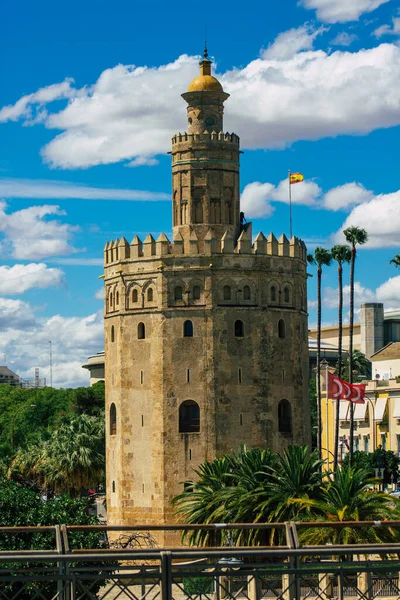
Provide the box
[290,172,304,184]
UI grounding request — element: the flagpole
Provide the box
[288,169,293,239]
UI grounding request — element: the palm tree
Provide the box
[308,248,332,458]
[300,464,400,545]
[390,254,400,269]
[343,227,368,465]
[331,245,351,469]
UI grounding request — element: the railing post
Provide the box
[248,572,262,600]
[161,551,172,600]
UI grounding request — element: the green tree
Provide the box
[307,248,332,458]
[0,478,104,598]
[301,464,400,545]
[341,350,372,381]
[343,448,400,485]
[390,254,400,269]
[10,414,105,496]
[331,245,352,469]
[343,226,368,464]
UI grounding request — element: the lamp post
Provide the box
[11,404,36,450]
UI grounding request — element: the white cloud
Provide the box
[126,156,159,167]
[331,32,359,46]
[374,16,400,37]
[300,0,390,23]
[0,178,169,201]
[262,25,327,60]
[0,298,36,330]
[2,44,400,168]
[0,201,78,259]
[0,79,76,123]
[0,263,65,295]
[321,282,376,309]
[332,189,400,247]
[376,275,400,305]
[241,178,321,218]
[95,288,104,300]
[0,306,103,388]
[323,182,374,211]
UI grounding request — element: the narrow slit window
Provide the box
[184,320,193,337]
[175,286,183,301]
[116,291,119,305]
[138,322,146,339]
[142,415,144,427]
[243,285,251,300]
[270,286,277,302]
[193,285,201,300]
[111,325,115,343]
[278,319,286,339]
[112,481,116,493]
[240,413,243,426]
[189,449,192,461]
[278,399,292,433]
[238,368,242,383]
[140,370,144,385]
[110,403,117,435]
[223,285,231,300]
[132,289,138,303]
[147,288,153,302]
[235,320,244,338]
[187,369,190,383]
[283,286,290,303]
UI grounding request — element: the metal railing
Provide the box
[1,521,400,599]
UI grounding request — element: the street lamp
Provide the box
[11,404,36,450]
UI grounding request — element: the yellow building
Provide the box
[321,374,400,467]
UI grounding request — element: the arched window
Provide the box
[147,288,153,302]
[283,286,290,303]
[111,325,115,343]
[184,320,193,337]
[235,320,244,338]
[243,285,251,301]
[223,285,231,300]
[193,285,201,300]
[179,400,200,433]
[109,291,113,308]
[175,286,183,301]
[270,285,277,302]
[132,289,138,303]
[278,399,292,433]
[116,291,119,305]
[278,319,286,339]
[138,322,146,339]
[110,403,117,435]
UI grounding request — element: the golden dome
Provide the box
[187,74,223,92]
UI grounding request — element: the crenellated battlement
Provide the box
[104,229,307,265]
[171,131,240,146]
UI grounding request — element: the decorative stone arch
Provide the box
[219,278,236,304]
[107,284,117,313]
[268,281,279,304]
[237,279,256,304]
[189,279,203,304]
[143,279,156,306]
[127,282,141,309]
[170,279,186,305]
[281,282,292,305]
[179,400,200,433]
[278,399,292,433]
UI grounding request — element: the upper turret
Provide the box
[182,48,229,135]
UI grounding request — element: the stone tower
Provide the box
[104,52,310,534]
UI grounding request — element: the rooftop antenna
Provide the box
[49,341,53,388]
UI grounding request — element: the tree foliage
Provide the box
[173,445,400,547]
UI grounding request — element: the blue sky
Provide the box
[1,0,400,386]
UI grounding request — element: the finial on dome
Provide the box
[204,40,208,60]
